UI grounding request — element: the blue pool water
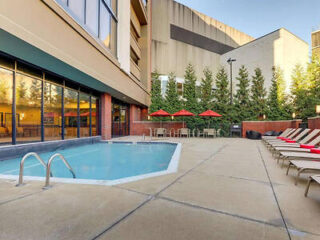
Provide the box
[0,142,177,181]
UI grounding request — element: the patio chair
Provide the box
[216,129,221,137]
[206,128,216,138]
[179,128,190,138]
[169,128,177,137]
[305,175,320,197]
[155,128,166,137]
[286,160,320,185]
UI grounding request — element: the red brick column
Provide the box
[101,93,112,139]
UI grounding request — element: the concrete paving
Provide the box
[0,137,320,239]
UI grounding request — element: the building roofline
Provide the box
[312,29,320,34]
[223,27,308,53]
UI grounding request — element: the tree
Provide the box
[164,72,181,114]
[149,71,164,115]
[267,67,282,120]
[213,67,230,117]
[233,65,251,121]
[29,79,42,107]
[16,79,27,103]
[183,64,202,129]
[308,54,320,104]
[250,68,267,119]
[200,67,214,111]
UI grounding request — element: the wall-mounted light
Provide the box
[316,105,320,116]
[171,116,174,120]
[147,116,151,120]
[263,114,266,120]
[292,112,296,119]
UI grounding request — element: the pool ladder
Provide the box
[16,152,76,189]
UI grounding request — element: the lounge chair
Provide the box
[305,175,320,197]
[266,128,306,149]
[286,160,320,185]
[264,128,298,146]
[272,133,320,157]
[277,151,320,167]
[262,128,292,142]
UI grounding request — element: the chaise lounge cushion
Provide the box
[300,144,315,149]
[285,140,296,143]
[310,148,320,154]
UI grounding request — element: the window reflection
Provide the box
[86,0,99,35]
[0,68,13,145]
[16,74,41,143]
[44,81,62,141]
[80,93,90,137]
[64,88,78,139]
[91,97,99,136]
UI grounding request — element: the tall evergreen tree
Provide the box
[183,64,202,129]
[149,71,164,115]
[200,67,214,111]
[234,65,251,121]
[308,54,320,102]
[250,68,267,119]
[267,67,282,120]
[213,67,230,117]
[164,72,181,114]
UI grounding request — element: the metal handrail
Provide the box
[44,153,76,188]
[16,152,51,186]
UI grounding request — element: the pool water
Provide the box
[0,142,178,181]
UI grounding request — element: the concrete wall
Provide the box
[221,29,309,93]
[151,0,254,80]
[0,0,150,106]
[242,120,302,138]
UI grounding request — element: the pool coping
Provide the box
[0,140,182,186]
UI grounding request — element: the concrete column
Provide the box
[101,93,112,139]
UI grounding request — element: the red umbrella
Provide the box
[149,109,171,127]
[80,112,97,117]
[64,111,78,117]
[199,110,222,128]
[172,109,195,127]
[198,110,222,117]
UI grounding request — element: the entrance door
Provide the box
[112,99,129,137]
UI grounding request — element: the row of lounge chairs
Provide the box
[262,128,320,196]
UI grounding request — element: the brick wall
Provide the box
[241,120,302,138]
[308,117,320,130]
[130,121,184,136]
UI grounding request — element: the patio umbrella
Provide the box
[198,110,222,128]
[149,109,171,127]
[172,109,195,128]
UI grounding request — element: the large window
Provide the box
[57,0,118,56]
[0,68,13,145]
[15,74,42,143]
[0,55,100,145]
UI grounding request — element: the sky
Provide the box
[175,0,320,47]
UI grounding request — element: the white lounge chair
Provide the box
[305,175,320,197]
[286,160,320,185]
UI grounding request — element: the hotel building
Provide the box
[312,30,320,57]
[0,0,151,145]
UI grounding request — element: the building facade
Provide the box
[0,0,151,145]
[152,0,309,95]
[312,30,320,57]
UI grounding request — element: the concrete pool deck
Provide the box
[1,137,320,239]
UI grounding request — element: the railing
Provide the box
[44,153,76,189]
[16,152,51,186]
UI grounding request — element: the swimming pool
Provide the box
[0,141,181,185]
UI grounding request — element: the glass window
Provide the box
[44,81,62,141]
[91,97,99,136]
[99,4,111,48]
[110,18,117,55]
[0,68,13,145]
[16,74,41,143]
[79,93,90,137]
[177,82,183,96]
[85,0,99,35]
[68,0,85,22]
[64,88,78,139]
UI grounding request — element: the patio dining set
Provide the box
[149,109,222,138]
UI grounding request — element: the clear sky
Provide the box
[175,0,320,47]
